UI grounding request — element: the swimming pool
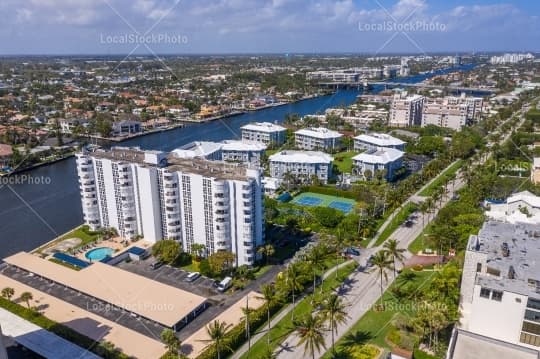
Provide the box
[85,247,114,262]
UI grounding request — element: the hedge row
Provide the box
[299,186,358,200]
[0,297,129,359]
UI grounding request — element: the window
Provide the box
[480,287,491,299]
[476,263,482,272]
[528,298,540,311]
[491,290,503,301]
[525,310,540,323]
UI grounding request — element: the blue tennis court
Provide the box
[294,196,323,207]
[328,201,354,213]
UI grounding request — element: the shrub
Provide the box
[412,264,424,272]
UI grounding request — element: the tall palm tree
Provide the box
[201,320,233,359]
[370,251,392,309]
[294,313,326,359]
[383,239,406,278]
[19,292,33,308]
[286,263,305,322]
[258,284,281,346]
[320,294,349,357]
[308,244,328,293]
[160,328,180,354]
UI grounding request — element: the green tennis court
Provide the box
[291,192,356,213]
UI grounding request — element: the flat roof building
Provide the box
[457,221,540,354]
[268,150,333,184]
[352,148,404,181]
[4,252,208,331]
[354,133,406,151]
[294,127,343,151]
[241,122,287,146]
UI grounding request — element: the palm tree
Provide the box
[307,244,328,293]
[257,284,281,346]
[320,294,349,357]
[160,328,180,354]
[201,320,233,359]
[257,244,275,266]
[383,239,406,278]
[294,313,326,359]
[286,263,305,321]
[19,291,33,308]
[370,251,392,309]
[1,287,14,300]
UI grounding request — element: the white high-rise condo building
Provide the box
[241,122,287,146]
[449,221,540,358]
[389,93,425,127]
[294,127,343,151]
[268,150,333,184]
[422,94,484,130]
[76,147,264,267]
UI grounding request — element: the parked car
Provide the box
[343,247,360,256]
[185,272,201,282]
[217,276,233,292]
[149,261,163,270]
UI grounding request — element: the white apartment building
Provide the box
[268,150,333,184]
[221,140,266,165]
[241,122,287,146]
[354,133,406,152]
[76,147,264,267]
[455,221,540,356]
[294,127,343,151]
[352,148,404,181]
[490,53,534,65]
[171,140,266,165]
[389,93,425,127]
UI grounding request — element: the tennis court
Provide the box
[291,192,356,214]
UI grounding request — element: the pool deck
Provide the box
[71,237,152,262]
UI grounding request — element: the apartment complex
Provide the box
[389,93,425,127]
[171,140,266,165]
[352,148,404,181]
[76,147,264,267]
[422,95,484,130]
[268,150,333,184]
[456,221,540,356]
[353,133,406,152]
[241,122,287,146]
[294,127,343,151]
[306,67,383,82]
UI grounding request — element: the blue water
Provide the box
[85,247,114,261]
[0,64,478,259]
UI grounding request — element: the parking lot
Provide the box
[115,258,218,298]
[0,265,165,340]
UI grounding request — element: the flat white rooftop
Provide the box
[5,252,207,328]
[172,141,222,158]
[0,307,101,359]
[354,133,405,147]
[352,147,404,164]
[269,150,333,164]
[241,122,286,133]
[221,140,267,151]
[295,127,343,139]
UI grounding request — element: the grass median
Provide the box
[239,261,358,359]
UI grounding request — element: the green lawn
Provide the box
[36,225,100,254]
[321,269,437,358]
[374,202,418,246]
[419,160,463,197]
[240,262,358,359]
[408,223,435,255]
[333,151,358,173]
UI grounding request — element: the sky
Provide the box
[0,0,538,55]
